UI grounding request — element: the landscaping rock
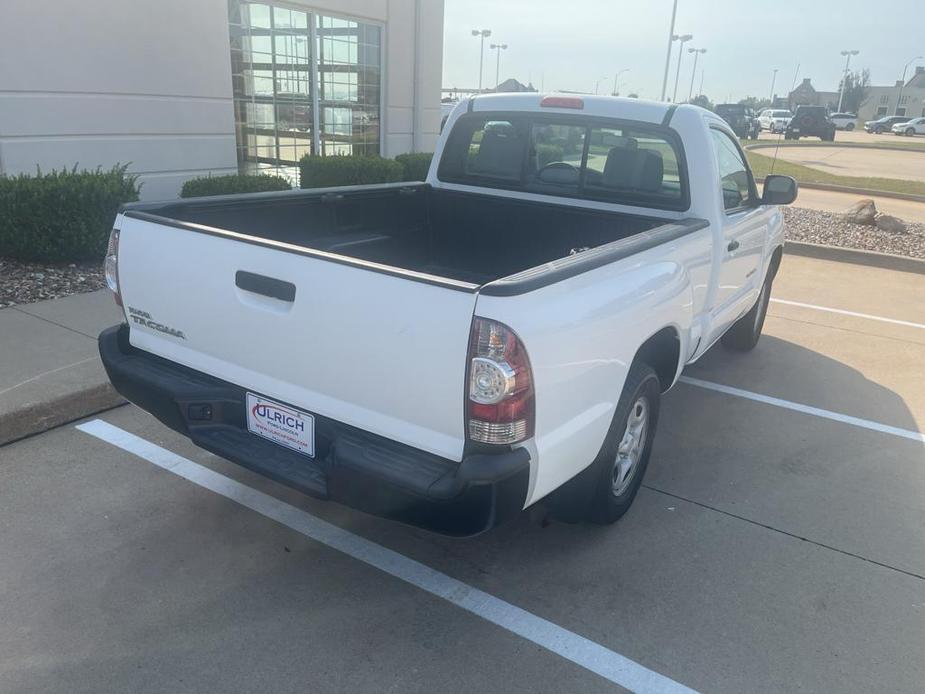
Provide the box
[843,198,877,225]
[784,207,925,259]
[874,214,906,234]
[0,258,105,307]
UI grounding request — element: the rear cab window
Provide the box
[438,112,688,211]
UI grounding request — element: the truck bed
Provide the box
[126,183,670,286]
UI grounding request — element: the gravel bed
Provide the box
[0,257,106,308]
[784,207,925,260]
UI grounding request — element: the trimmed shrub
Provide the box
[299,154,403,189]
[535,144,565,168]
[180,173,292,198]
[0,165,140,262]
[394,152,433,181]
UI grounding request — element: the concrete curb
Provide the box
[746,141,925,154]
[784,241,925,275]
[0,383,126,447]
[794,182,925,203]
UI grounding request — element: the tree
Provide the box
[690,94,713,110]
[738,96,771,111]
[838,69,870,113]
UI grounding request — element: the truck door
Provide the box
[707,127,766,333]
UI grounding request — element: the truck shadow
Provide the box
[342,332,922,578]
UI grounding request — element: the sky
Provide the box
[442,0,924,102]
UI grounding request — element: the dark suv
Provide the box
[785,106,836,141]
[715,104,760,139]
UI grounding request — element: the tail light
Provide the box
[466,317,534,445]
[104,228,122,307]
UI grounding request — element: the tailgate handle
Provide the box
[235,271,296,302]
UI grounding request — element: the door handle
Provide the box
[235,271,296,302]
[727,240,740,252]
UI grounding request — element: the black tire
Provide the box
[721,273,772,351]
[875,127,884,134]
[906,128,915,137]
[548,362,661,526]
[846,122,855,131]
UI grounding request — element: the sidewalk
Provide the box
[0,290,125,445]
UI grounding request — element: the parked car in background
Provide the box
[715,104,760,139]
[785,106,836,141]
[864,115,909,134]
[98,94,796,536]
[891,116,925,136]
[758,109,793,133]
[828,112,858,131]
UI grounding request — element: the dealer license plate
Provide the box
[246,392,315,457]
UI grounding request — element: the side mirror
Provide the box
[761,174,798,205]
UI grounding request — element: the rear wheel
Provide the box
[846,122,855,131]
[721,273,772,352]
[584,363,661,525]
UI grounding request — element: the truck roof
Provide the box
[466,93,682,126]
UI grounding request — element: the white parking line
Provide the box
[680,377,925,443]
[770,298,925,330]
[75,419,699,694]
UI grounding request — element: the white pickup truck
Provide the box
[99,94,797,535]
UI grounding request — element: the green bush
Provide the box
[299,154,403,189]
[180,173,291,198]
[535,144,565,168]
[0,165,140,262]
[394,152,433,181]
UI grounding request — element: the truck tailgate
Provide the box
[116,214,478,461]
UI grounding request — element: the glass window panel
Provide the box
[709,129,753,210]
[230,3,381,169]
[244,3,271,28]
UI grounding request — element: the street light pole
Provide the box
[471,29,492,92]
[687,48,706,102]
[894,55,924,116]
[769,68,778,105]
[836,49,859,112]
[612,68,629,96]
[671,34,693,102]
[490,43,508,89]
[660,0,678,101]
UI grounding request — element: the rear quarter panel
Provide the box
[475,226,712,505]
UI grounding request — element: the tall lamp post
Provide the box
[836,49,859,112]
[660,0,679,101]
[612,68,630,96]
[490,43,508,90]
[769,68,778,105]
[671,34,693,102]
[687,48,706,102]
[895,55,924,116]
[471,29,492,92]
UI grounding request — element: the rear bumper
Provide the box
[98,324,530,536]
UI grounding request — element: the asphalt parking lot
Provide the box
[1,255,923,694]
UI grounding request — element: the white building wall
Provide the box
[0,0,443,200]
[857,85,925,123]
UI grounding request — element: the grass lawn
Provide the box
[745,149,925,197]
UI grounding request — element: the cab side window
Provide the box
[710,129,754,211]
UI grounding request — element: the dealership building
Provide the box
[0,0,444,199]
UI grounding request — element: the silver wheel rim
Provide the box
[612,397,649,496]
